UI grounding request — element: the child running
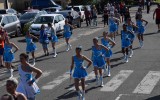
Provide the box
[47,23,58,58]
[101,32,116,76]
[136,16,148,48]
[4,36,19,78]
[70,46,92,100]
[25,31,38,65]
[121,24,134,63]
[92,37,108,86]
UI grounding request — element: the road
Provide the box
[0,6,160,100]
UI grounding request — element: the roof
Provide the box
[40,14,62,17]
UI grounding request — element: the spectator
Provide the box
[103,6,109,27]
[0,27,7,68]
[1,94,14,100]
[5,78,27,100]
[84,7,91,26]
[153,4,160,32]
[146,0,151,14]
[91,5,98,26]
[123,7,131,23]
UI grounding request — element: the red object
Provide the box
[155,8,160,19]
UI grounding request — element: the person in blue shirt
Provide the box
[64,20,74,51]
[101,31,115,76]
[92,37,108,87]
[47,23,58,58]
[25,31,38,65]
[121,24,134,63]
[126,18,138,58]
[70,46,92,100]
[39,24,49,56]
[136,15,148,48]
[4,36,19,78]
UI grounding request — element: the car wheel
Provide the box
[15,27,21,37]
[77,21,81,28]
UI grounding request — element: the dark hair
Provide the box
[41,24,45,30]
[1,94,14,100]
[20,53,29,60]
[76,46,82,51]
[48,23,52,27]
[6,78,18,87]
[68,12,71,14]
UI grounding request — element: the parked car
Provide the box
[0,8,21,17]
[29,14,65,36]
[0,14,21,37]
[67,5,85,21]
[20,10,47,32]
[54,10,81,27]
[31,0,62,10]
[42,7,62,13]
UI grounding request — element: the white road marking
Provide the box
[67,71,95,91]
[41,73,70,90]
[37,71,54,82]
[133,71,160,94]
[115,94,130,100]
[100,70,133,92]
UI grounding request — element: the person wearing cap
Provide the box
[5,78,27,100]
[108,13,120,41]
[92,37,109,87]
[121,24,134,63]
[25,31,38,65]
[136,15,148,48]
[153,4,160,32]
[69,46,92,100]
[16,53,42,100]
[64,19,74,51]
[101,32,115,76]
[4,36,19,78]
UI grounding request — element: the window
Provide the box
[34,16,53,24]
[7,9,14,13]
[12,16,17,21]
[58,15,64,21]
[1,16,9,25]
[54,16,59,22]
[6,16,14,23]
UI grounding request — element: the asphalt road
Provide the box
[0,6,160,100]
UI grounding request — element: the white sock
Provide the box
[10,69,13,78]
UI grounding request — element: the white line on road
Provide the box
[41,73,70,90]
[115,94,130,100]
[133,71,160,94]
[100,70,133,92]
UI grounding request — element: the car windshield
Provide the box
[67,7,80,12]
[0,10,6,14]
[20,13,37,20]
[56,12,68,18]
[34,16,53,24]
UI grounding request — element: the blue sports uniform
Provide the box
[64,25,72,39]
[127,25,135,41]
[109,18,117,33]
[92,46,106,68]
[136,19,145,34]
[26,37,37,53]
[3,44,14,63]
[72,55,87,79]
[121,30,132,48]
[101,38,112,58]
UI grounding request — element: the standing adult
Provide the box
[0,27,6,67]
[39,24,49,56]
[146,0,151,14]
[69,46,92,100]
[123,7,131,23]
[103,6,109,27]
[153,4,160,32]
[16,53,42,100]
[5,78,27,100]
[91,5,98,26]
[84,7,91,26]
[4,37,19,78]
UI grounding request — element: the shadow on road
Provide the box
[110,57,122,62]
[144,31,160,36]
[146,95,160,100]
[55,90,77,100]
[85,86,102,93]
[111,62,125,68]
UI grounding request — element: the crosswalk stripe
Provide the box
[67,71,95,91]
[100,70,133,92]
[133,71,160,94]
[41,73,70,90]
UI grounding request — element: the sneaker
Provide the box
[107,70,111,77]
[69,44,72,50]
[99,77,104,87]
[9,69,13,78]
[66,48,70,52]
[129,50,133,58]
[53,53,57,58]
[125,56,129,63]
